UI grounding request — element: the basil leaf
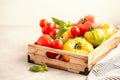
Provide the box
[66,21,76,27]
[52,17,67,28]
[41,64,48,71]
[29,65,48,72]
[60,37,68,44]
[55,28,68,39]
[94,67,100,72]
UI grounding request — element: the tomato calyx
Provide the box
[80,18,87,24]
[74,42,82,49]
[89,27,95,31]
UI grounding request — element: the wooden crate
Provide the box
[27,31,120,75]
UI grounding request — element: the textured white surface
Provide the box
[0,26,87,80]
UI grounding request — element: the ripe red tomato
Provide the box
[36,34,53,47]
[77,20,93,36]
[52,39,63,49]
[42,27,47,34]
[70,26,80,36]
[52,23,60,29]
[84,21,92,29]
[84,15,95,23]
[77,23,88,36]
[39,19,48,28]
[51,29,59,37]
[46,52,58,59]
[42,23,54,34]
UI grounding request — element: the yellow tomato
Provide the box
[102,23,116,40]
[62,28,73,40]
[63,37,94,55]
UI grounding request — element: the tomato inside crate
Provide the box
[28,31,120,75]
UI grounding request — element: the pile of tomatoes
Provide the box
[37,19,63,49]
[35,15,116,61]
[37,15,97,48]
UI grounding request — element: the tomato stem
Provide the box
[74,42,82,49]
[89,27,94,31]
[81,18,87,24]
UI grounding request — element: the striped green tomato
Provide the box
[84,29,105,47]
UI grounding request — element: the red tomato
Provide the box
[51,29,59,37]
[77,20,93,36]
[52,23,60,29]
[36,34,53,47]
[70,26,80,36]
[84,21,92,28]
[46,52,58,59]
[77,23,89,36]
[52,39,63,49]
[42,23,54,34]
[39,19,48,28]
[42,27,47,34]
[84,15,95,23]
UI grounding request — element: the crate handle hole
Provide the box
[45,52,70,62]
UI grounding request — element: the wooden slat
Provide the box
[28,44,88,60]
[88,31,120,69]
[29,53,87,73]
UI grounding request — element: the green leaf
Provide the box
[29,64,48,72]
[41,64,48,71]
[52,17,67,29]
[94,67,100,72]
[66,21,76,27]
[55,28,68,39]
[60,37,68,44]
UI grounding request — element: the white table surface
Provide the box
[0,25,87,80]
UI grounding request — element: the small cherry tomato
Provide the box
[39,19,48,28]
[51,29,59,37]
[46,52,58,59]
[42,27,47,34]
[52,39,63,49]
[71,26,80,36]
[36,34,53,47]
[42,23,54,34]
[52,23,60,29]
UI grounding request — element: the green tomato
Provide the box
[84,29,105,47]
